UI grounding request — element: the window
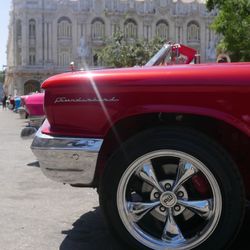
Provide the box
[16,19,22,38]
[156,20,169,40]
[91,18,105,40]
[124,19,137,39]
[58,48,71,66]
[29,19,36,38]
[187,21,200,42]
[17,48,22,65]
[29,48,36,65]
[58,17,72,38]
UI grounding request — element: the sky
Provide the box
[0,0,11,70]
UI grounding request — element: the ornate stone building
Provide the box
[4,0,217,95]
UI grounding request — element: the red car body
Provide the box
[25,92,44,117]
[42,63,250,138]
[31,61,250,250]
[20,95,28,107]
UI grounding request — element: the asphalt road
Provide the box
[0,109,249,250]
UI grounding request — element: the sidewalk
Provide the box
[0,109,125,250]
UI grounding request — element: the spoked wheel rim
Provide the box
[117,150,222,250]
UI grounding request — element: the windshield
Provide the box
[145,43,197,66]
[145,43,172,66]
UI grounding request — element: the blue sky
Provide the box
[0,0,11,70]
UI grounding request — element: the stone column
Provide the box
[37,17,43,65]
[21,18,28,65]
[182,19,187,44]
[44,21,48,62]
[72,19,78,62]
[13,12,17,67]
[48,22,52,62]
[77,22,81,41]
[205,23,210,61]
[52,20,58,65]
[105,18,111,37]
[200,22,206,62]
[175,19,183,43]
[137,18,143,39]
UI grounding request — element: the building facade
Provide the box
[4,0,217,96]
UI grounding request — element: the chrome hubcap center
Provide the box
[160,191,177,208]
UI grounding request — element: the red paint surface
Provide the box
[25,93,44,116]
[41,63,250,138]
[20,95,28,106]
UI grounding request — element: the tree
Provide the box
[0,70,5,83]
[97,31,165,67]
[207,0,250,62]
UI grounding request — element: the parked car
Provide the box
[7,95,15,110]
[30,42,250,250]
[18,95,29,119]
[20,92,45,139]
[13,96,21,113]
[25,92,44,126]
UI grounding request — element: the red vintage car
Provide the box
[20,92,45,139]
[25,92,44,119]
[31,43,250,250]
[19,93,44,119]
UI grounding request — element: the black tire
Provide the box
[99,127,245,250]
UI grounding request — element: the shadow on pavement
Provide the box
[27,161,40,167]
[60,207,127,250]
[60,206,250,250]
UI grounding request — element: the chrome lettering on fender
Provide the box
[54,96,119,104]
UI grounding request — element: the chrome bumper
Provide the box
[18,107,27,119]
[31,128,103,185]
[29,115,45,129]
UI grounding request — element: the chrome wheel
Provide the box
[117,150,222,250]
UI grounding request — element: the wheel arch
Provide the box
[95,111,250,198]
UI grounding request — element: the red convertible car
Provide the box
[31,42,250,250]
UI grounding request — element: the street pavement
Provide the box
[0,109,249,250]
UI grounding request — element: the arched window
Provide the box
[24,80,40,95]
[124,19,137,39]
[29,19,36,38]
[156,20,169,40]
[57,17,72,38]
[187,21,200,42]
[91,18,105,40]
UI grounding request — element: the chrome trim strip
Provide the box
[31,128,103,185]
